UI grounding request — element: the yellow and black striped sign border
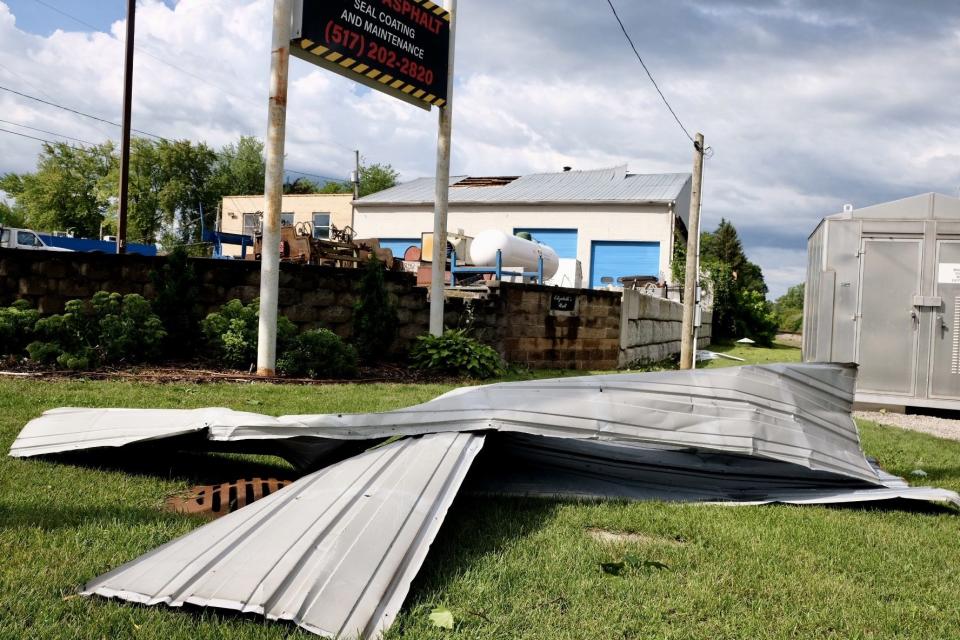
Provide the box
[419,0,451,21]
[295,38,446,108]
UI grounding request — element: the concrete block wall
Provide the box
[619,290,712,367]
[0,249,712,370]
[0,249,429,355]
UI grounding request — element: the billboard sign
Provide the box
[291,0,451,111]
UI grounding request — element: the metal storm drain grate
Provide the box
[166,478,293,518]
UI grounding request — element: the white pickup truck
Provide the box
[0,227,72,252]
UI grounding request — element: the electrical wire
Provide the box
[0,118,100,146]
[27,0,359,161]
[0,126,60,145]
[0,84,166,140]
[1,84,347,181]
[604,0,705,151]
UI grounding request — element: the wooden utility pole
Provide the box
[256,0,292,377]
[679,132,705,370]
[116,0,136,254]
[428,0,457,336]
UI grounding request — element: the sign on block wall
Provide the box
[292,0,451,110]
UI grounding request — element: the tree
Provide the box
[697,219,777,345]
[774,283,805,333]
[0,142,116,237]
[358,162,398,197]
[283,177,322,194]
[155,139,218,242]
[0,200,26,227]
[318,180,352,194]
[213,136,265,196]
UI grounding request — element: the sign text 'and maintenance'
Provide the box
[293,0,450,110]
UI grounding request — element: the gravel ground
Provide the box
[854,411,960,442]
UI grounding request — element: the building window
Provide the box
[242,213,261,237]
[312,212,331,239]
[281,212,294,227]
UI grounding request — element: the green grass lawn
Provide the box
[1,373,959,639]
[699,339,803,368]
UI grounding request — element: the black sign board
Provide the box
[291,0,450,111]
[550,293,577,313]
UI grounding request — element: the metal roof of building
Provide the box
[356,166,691,206]
[824,192,960,221]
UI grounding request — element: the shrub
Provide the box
[201,298,297,369]
[277,329,359,379]
[0,299,40,357]
[149,247,200,357]
[410,329,505,379]
[26,292,166,370]
[353,255,397,363]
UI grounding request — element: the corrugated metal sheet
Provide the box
[8,364,898,484]
[468,434,960,507]
[82,432,485,640]
[356,166,691,206]
[217,364,884,484]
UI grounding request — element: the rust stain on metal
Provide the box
[166,478,293,518]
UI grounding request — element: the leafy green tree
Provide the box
[0,142,116,237]
[353,255,397,363]
[774,283,805,333]
[283,177,322,194]
[695,219,777,344]
[0,199,26,227]
[358,162,399,197]
[318,180,352,194]
[214,136,265,196]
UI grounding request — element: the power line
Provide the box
[26,0,359,162]
[0,84,166,140]
[0,118,100,146]
[604,0,695,144]
[0,126,59,145]
[1,87,349,183]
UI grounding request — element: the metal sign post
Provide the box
[256,0,292,377]
[429,0,456,336]
[255,0,454,373]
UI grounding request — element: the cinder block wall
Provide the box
[1,249,712,369]
[0,249,429,354]
[619,290,713,367]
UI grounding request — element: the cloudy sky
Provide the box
[1,0,958,297]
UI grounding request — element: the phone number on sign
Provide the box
[325,22,435,86]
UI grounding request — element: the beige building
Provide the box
[218,194,353,257]
[353,167,692,288]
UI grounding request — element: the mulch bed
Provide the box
[0,361,458,385]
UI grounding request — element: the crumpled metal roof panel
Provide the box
[82,432,485,640]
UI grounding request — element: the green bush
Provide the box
[149,247,200,357]
[26,292,166,370]
[0,299,40,358]
[353,255,397,363]
[201,298,297,369]
[277,329,359,379]
[734,289,779,347]
[410,329,505,379]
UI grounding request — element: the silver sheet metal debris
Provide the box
[82,432,484,639]
[9,363,960,639]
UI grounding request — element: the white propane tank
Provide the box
[469,230,560,280]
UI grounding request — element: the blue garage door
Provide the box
[590,241,660,288]
[378,238,420,259]
[513,228,578,259]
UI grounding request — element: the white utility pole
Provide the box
[428,0,457,336]
[679,132,705,370]
[256,0,292,377]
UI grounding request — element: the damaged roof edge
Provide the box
[82,432,486,640]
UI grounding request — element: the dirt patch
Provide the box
[586,527,685,547]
